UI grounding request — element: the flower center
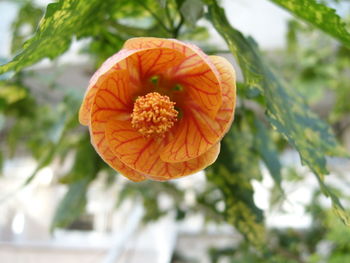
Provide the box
[131,92,178,137]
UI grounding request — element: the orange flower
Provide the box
[79,37,236,182]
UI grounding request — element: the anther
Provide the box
[131,92,178,137]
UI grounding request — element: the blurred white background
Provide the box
[0,0,349,263]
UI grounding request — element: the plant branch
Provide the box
[109,20,152,36]
[135,0,170,34]
[165,0,175,32]
[204,49,232,55]
[173,14,185,38]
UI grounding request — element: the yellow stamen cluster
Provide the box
[131,92,178,137]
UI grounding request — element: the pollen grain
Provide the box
[131,92,178,137]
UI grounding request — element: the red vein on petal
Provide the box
[181,82,219,95]
[143,49,163,76]
[133,139,154,166]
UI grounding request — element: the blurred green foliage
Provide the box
[0,0,350,261]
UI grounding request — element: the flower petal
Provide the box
[159,106,220,162]
[124,37,191,52]
[128,48,186,79]
[80,47,185,126]
[124,38,222,118]
[148,143,221,181]
[160,56,236,163]
[105,119,220,181]
[174,61,222,119]
[79,49,138,126]
[105,120,157,172]
[92,69,138,120]
[90,124,146,182]
[209,55,237,134]
[89,69,146,182]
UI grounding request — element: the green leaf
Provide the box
[286,20,299,53]
[0,84,28,104]
[157,0,167,8]
[175,0,186,9]
[51,136,101,230]
[207,0,350,225]
[0,0,115,74]
[50,177,91,230]
[254,119,282,190]
[24,146,56,186]
[270,0,350,48]
[59,134,101,184]
[10,2,44,54]
[116,181,184,222]
[180,0,204,26]
[207,117,265,247]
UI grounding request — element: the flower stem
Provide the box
[136,0,170,34]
